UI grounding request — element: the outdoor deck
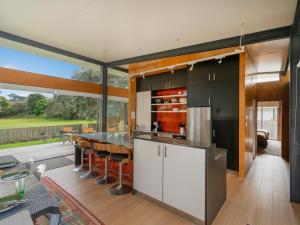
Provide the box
[0,142,74,162]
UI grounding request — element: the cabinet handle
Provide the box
[209,97,211,106]
[213,129,215,137]
[157,145,161,156]
[213,73,215,80]
[208,74,211,81]
[164,146,167,158]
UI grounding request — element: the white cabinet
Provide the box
[163,144,206,220]
[134,139,163,201]
[136,91,151,130]
[134,139,206,221]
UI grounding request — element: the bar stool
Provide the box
[93,142,116,185]
[72,138,87,172]
[107,145,132,195]
[80,139,96,179]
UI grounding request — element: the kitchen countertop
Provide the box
[132,129,186,136]
[78,132,131,147]
[134,134,212,149]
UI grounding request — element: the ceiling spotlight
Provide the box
[189,64,194,71]
[171,68,174,74]
[218,58,223,64]
[141,73,145,79]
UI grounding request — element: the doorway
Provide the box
[257,101,282,156]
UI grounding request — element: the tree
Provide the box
[9,102,27,116]
[45,95,78,119]
[26,93,47,115]
[0,96,10,117]
[72,68,101,83]
[33,98,48,115]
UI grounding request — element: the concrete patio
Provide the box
[0,142,74,162]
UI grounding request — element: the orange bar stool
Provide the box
[107,145,132,195]
[93,142,116,185]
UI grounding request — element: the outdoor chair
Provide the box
[62,127,74,144]
[33,164,47,180]
[82,127,95,134]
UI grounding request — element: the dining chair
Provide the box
[82,127,95,134]
[33,164,47,181]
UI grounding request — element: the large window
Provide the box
[0,38,102,84]
[108,68,128,88]
[107,99,128,132]
[256,73,280,83]
[257,106,278,140]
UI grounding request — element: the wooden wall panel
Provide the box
[256,74,290,161]
[128,77,136,136]
[128,47,238,76]
[239,52,258,178]
[0,67,128,98]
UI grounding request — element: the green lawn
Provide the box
[0,138,61,150]
[0,117,96,129]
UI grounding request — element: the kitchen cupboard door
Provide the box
[133,139,163,201]
[188,60,214,84]
[188,83,211,107]
[162,144,206,220]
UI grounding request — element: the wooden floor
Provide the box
[45,154,300,225]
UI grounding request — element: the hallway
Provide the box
[213,154,300,225]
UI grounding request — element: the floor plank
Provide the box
[45,154,300,225]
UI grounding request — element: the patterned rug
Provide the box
[37,176,105,225]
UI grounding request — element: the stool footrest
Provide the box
[96,175,116,185]
[110,184,132,195]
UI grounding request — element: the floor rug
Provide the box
[37,176,105,225]
[33,155,74,171]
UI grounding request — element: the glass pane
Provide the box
[0,38,102,84]
[0,88,101,130]
[258,106,278,140]
[108,68,128,88]
[256,73,280,83]
[107,100,128,132]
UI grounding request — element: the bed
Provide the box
[257,129,269,149]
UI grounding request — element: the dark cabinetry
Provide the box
[188,55,239,170]
[136,69,187,92]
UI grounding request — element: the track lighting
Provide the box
[130,49,244,78]
[190,64,194,71]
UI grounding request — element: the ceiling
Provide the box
[0,0,297,63]
[246,38,289,73]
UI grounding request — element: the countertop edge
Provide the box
[134,135,212,149]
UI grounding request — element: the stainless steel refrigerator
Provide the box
[187,107,212,145]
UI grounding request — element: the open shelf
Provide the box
[151,103,187,106]
[151,94,187,99]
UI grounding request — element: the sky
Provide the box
[0,46,81,98]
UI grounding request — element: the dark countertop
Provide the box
[78,132,131,147]
[132,129,186,137]
[134,134,212,149]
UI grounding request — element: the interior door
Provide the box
[133,139,163,201]
[162,144,206,220]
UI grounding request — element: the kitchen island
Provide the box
[133,135,227,225]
